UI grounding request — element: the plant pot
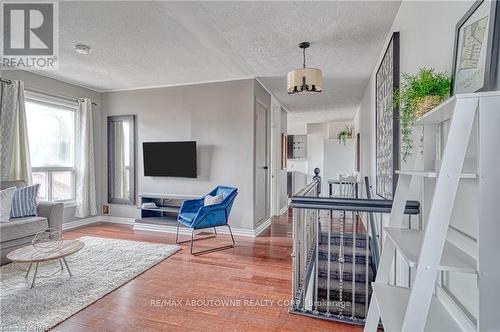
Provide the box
[414,95,442,118]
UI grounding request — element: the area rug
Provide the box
[0,236,180,331]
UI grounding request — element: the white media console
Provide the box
[136,193,200,225]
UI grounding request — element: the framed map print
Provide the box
[375,32,400,200]
[452,0,500,94]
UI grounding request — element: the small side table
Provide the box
[6,239,84,288]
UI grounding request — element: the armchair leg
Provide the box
[190,229,195,255]
[176,223,235,255]
[227,224,235,247]
[176,222,180,244]
[176,223,216,245]
[190,225,236,255]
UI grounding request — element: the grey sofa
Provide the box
[0,180,63,265]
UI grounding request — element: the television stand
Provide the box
[136,193,200,225]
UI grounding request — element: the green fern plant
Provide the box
[393,68,451,162]
[337,125,353,144]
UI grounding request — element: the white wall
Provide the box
[5,72,280,231]
[306,123,327,183]
[2,70,102,223]
[101,79,257,230]
[355,0,474,189]
[323,139,356,195]
[287,120,355,186]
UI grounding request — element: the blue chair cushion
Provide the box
[179,212,197,223]
[214,187,235,200]
[178,218,194,227]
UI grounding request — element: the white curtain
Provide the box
[0,80,32,184]
[75,98,97,218]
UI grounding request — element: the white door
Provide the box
[255,99,270,225]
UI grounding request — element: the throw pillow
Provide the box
[0,187,16,223]
[204,194,223,206]
[11,184,40,218]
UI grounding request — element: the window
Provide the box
[25,93,77,202]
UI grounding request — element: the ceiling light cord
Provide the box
[303,47,306,69]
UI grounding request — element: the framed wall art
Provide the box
[281,133,287,169]
[375,32,400,200]
[452,0,500,94]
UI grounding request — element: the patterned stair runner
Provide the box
[316,223,375,319]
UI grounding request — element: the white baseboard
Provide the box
[279,205,289,216]
[63,215,264,237]
[133,222,257,237]
[254,218,271,236]
[62,217,102,230]
[100,216,135,225]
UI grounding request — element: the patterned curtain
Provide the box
[0,80,32,184]
[75,98,97,218]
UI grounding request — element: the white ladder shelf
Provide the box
[364,92,500,332]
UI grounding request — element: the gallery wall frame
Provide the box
[375,32,400,200]
[451,0,500,95]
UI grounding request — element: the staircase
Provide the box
[315,215,375,320]
[289,172,420,326]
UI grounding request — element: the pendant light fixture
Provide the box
[287,42,322,94]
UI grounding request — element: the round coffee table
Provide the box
[6,239,85,288]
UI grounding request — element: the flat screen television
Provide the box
[143,141,197,178]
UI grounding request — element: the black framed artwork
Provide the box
[451,0,500,95]
[375,32,400,200]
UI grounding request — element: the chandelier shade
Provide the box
[287,41,322,94]
[287,67,322,94]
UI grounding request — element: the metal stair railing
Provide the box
[289,169,420,325]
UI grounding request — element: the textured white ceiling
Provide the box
[36,1,401,121]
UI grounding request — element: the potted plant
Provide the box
[337,125,353,144]
[394,68,451,162]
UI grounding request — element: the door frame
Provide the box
[270,101,281,216]
[254,97,271,227]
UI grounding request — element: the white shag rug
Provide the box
[0,236,180,331]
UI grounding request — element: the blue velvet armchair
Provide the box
[176,186,238,254]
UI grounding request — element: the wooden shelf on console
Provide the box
[137,206,180,213]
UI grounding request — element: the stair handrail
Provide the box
[364,176,381,273]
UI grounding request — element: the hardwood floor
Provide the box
[54,211,363,332]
